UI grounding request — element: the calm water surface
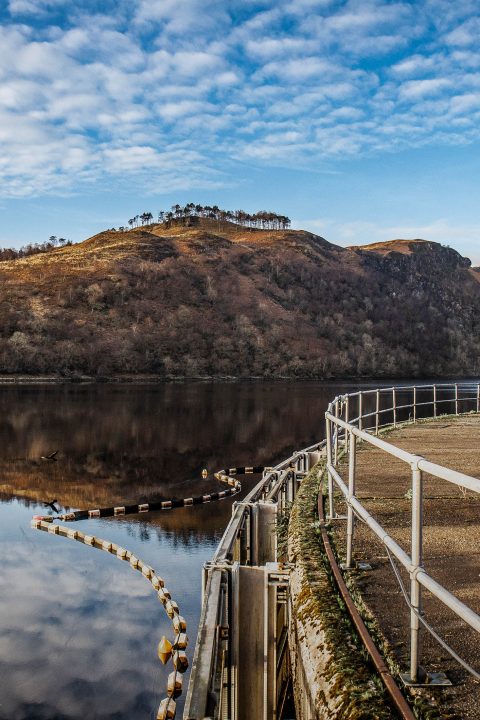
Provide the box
[0,380,417,720]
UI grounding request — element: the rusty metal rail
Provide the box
[317,488,416,720]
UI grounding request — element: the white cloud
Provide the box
[399,78,452,100]
[157,99,216,121]
[444,17,480,47]
[391,54,438,77]
[8,0,67,14]
[135,0,231,35]
[0,1,479,199]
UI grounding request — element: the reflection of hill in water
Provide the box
[0,381,350,533]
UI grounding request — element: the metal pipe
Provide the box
[433,385,437,418]
[325,411,422,465]
[328,463,413,571]
[477,384,480,413]
[345,395,350,452]
[417,458,480,495]
[328,459,480,634]
[375,389,380,435]
[303,451,310,473]
[393,387,397,427]
[413,386,417,423]
[410,466,423,682]
[455,383,459,415]
[346,431,356,568]
[417,572,480,633]
[358,393,363,431]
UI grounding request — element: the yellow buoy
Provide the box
[158,636,173,665]
[201,468,208,478]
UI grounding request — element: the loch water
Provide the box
[0,380,440,720]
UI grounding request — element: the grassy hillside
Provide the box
[0,219,478,378]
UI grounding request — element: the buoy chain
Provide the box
[30,466,266,718]
[33,467,266,524]
[31,517,188,719]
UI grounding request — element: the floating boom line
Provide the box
[30,466,265,718]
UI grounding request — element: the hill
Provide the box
[0,219,478,379]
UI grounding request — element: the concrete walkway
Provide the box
[331,415,480,720]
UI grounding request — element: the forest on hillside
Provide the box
[0,222,478,379]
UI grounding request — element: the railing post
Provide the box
[345,395,350,452]
[334,399,339,464]
[432,385,437,418]
[413,386,417,423]
[303,452,309,473]
[358,393,363,431]
[346,431,356,568]
[477,383,480,414]
[393,387,397,427]
[375,389,380,435]
[410,463,423,683]
[326,414,334,520]
[455,383,459,415]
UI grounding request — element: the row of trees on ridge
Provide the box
[126,204,291,230]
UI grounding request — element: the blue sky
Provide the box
[0,0,479,264]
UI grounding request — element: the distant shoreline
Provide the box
[0,374,477,385]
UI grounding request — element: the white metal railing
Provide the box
[186,381,480,717]
[325,382,480,684]
[184,441,323,719]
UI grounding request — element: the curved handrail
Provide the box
[186,381,480,717]
[325,381,480,684]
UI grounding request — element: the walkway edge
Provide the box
[316,481,416,720]
[288,463,400,720]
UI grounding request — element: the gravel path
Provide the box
[331,415,480,720]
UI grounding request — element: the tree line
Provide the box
[126,204,291,230]
[0,236,72,262]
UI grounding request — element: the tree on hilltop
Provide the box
[127,204,291,231]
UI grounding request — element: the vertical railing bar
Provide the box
[455,383,459,415]
[393,387,397,427]
[433,385,437,418]
[358,393,363,431]
[477,383,480,413]
[346,431,356,568]
[410,464,423,683]
[413,386,417,423]
[334,399,339,465]
[345,395,350,453]
[375,389,380,435]
[326,414,334,520]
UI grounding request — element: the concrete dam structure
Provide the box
[184,383,480,720]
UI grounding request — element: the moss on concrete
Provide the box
[288,462,399,719]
